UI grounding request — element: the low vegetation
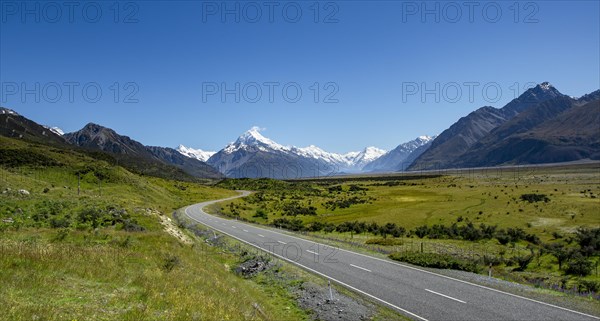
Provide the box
[212,164,600,297]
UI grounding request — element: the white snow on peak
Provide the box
[344,146,387,168]
[358,146,387,162]
[41,125,64,136]
[294,145,350,165]
[539,82,553,90]
[50,127,64,136]
[219,127,387,171]
[0,108,18,115]
[226,126,288,153]
[177,144,216,162]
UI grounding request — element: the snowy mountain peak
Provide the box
[230,126,287,151]
[49,127,64,136]
[41,125,64,136]
[237,126,267,143]
[362,135,437,172]
[358,146,387,161]
[418,135,433,141]
[0,107,18,115]
[176,145,216,162]
[539,82,553,90]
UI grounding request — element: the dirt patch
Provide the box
[158,214,193,245]
[530,217,564,227]
[144,208,193,245]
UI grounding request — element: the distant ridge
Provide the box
[408,82,578,170]
[65,123,223,180]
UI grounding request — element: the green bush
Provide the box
[566,254,594,276]
[520,193,550,203]
[365,238,403,246]
[252,208,268,219]
[389,251,480,273]
[49,217,71,228]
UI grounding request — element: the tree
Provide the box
[575,227,600,256]
[545,243,573,270]
[566,253,594,276]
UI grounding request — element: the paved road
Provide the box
[185,191,599,321]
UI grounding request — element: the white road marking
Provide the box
[350,264,372,272]
[258,234,264,237]
[231,226,236,229]
[425,289,466,304]
[277,241,287,245]
[243,229,249,232]
[306,250,319,256]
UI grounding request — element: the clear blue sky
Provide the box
[1,1,598,152]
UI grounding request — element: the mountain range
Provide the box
[0,110,222,181]
[409,83,600,170]
[1,82,598,179]
[203,126,403,178]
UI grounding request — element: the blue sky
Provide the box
[1,0,598,153]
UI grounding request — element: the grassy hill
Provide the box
[0,136,308,320]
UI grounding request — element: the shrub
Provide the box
[122,219,145,232]
[575,227,600,256]
[348,184,368,192]
[49,217,71,228]
[77,208,108,229]
[365,238,403,246]
[512,254,534,271]
[282,202,317,216]
[272,218,305,231]
[306,221,324,232]
[389,251,480,273]
[161,254,181,272]
[578,280,600,293]
[520,193,550,203]
[52,228,70,242]
[566,254,594,276]
[253,208,268,219]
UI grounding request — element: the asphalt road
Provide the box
[184,191,599,321]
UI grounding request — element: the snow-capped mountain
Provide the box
[362,136,436,172]
[177,145,216,162]
[345,147,387,170]
[45,126,64,136]
[0,107,18,115]
[203,127,388,178]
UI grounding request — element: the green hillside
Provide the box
[0,136,307,320]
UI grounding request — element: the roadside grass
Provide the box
[0,228,310,320]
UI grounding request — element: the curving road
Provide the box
[184,191,599,321]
